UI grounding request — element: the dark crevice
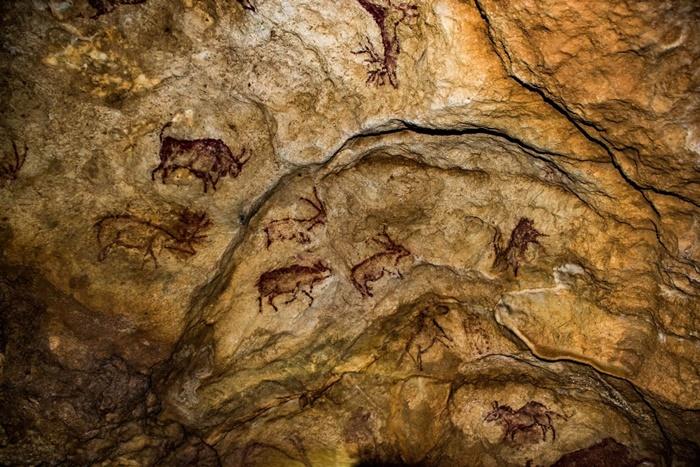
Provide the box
[630,385,674,465]
[472,0,700,215]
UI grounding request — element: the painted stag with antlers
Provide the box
[353,0,419,88]
[264,186,327,248]
[94,208,211,268]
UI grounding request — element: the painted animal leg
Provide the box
[209,173,219,191]
[160,167,171,184]
[302,289,314,308]
[258,295,263,313]
[283,288,299,305]
[151,165,163,181]
[382,267,402,279]
[416,347,426,371]
[144,238,159,269]
[268,293,279,312]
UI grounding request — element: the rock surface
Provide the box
[1,0,699,465]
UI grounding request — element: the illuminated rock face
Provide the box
[0,0,698,465]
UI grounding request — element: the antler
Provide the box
[299,186,326,218]
[1,141,27,180]
[235,147,251,167]
[373,226,398,249]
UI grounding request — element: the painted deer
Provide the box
[493,217,545,276]
[151,122,250,193]
[264,187,326,248]
[94,209,210,267]
[484,401,565,443]
[353,0,419,88]
[256,261,332,313]
[0,141,27,184]
[351,228,411,297]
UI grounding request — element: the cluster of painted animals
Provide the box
[257,196,413,312]
[257,230,413,313]
[0,142,27,186]
[94,118,251,266]
[256,210,545,313]
[485,400,566,443]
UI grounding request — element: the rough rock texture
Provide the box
[1,0,699,465]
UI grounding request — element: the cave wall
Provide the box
[1,0,699,465]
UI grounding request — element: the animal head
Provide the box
[312,260,332,277]
[374,229,411,258]
[227,147,251,177]
[484,401,511,422]
[175,209,211,241]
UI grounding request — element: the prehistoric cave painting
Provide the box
[0,141,27,185]
[401,304,453,370]
[492,217,545,276]
[351,227,412,298]
[236,0,256,11]
[89,0,146,17]
[551,437,647,467]
[353,0,419,88]
[484,400,565,443]
[151,122,251,193]
[94,208,211,268]
[264,187,327,248]
[256,261,332,313]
